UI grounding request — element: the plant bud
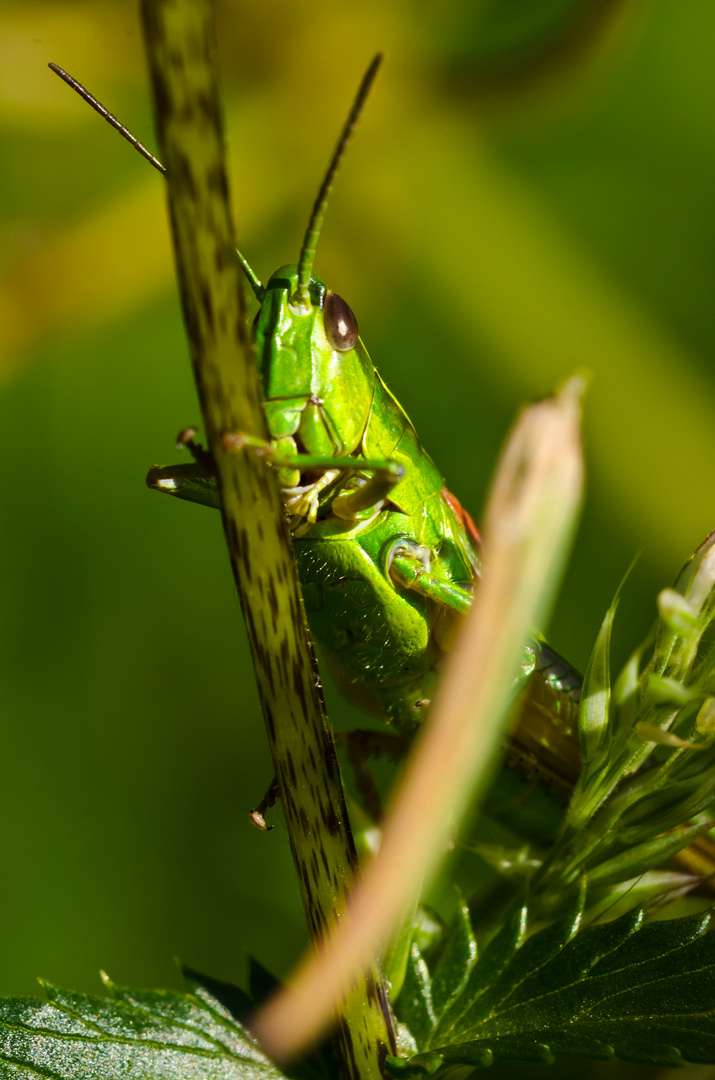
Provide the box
[645,674,695,706]
[656,588,699,634]
[674,530,715,617]
[696,697,715,737]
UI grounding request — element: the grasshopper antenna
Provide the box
[48,62,166,175]
[236,250,264,301]
[49,62,265,295]
[292,53,383,311]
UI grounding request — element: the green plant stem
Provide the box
[139,2,395,1076]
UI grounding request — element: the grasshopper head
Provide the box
[246,57,384,462]
[254,264,375,458]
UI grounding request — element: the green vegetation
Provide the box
[3,3,715,1078]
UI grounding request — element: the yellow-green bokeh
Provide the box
[2,5,715,1077]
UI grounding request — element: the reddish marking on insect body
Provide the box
[441,488,481,551]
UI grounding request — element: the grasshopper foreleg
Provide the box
[224,431,405,528]
[330,463,404,521]
[146,428,220,507]
[283,469,343,528]
[224,431,402,492]
[176,426,215,472]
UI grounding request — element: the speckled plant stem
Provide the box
[139,2,395,1076]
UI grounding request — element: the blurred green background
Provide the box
[2,1,715,1075]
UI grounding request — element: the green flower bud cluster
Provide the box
[536,531,715,912]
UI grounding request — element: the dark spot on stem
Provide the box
[336,1019,359,1080]
[152,69,171,120]
[199,282,215,334]
[263,703,275,741]
[262,657,276,697]
[167,47,183,71]
[175,151,197,202]
[279,638,290,682]
[207,162,228,200]
[292,661,308,714]
[323,802,341,837]
[267,578,279,633]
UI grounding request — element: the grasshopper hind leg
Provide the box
[388,541,473,617]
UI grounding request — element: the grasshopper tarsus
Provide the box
[249,777,280,831]
[249,810,273,832]
[176,427,215,473]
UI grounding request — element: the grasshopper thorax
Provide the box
[254,265,375,459]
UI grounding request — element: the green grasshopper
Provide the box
[149,57,583,765]
[50,56,582,798]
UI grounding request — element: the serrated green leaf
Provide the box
[429,899,476,1022]
[182,970,337,1080]
[386,1041,493,1077]
[396,945,435,1049]
[411,909,445,957]
[0,978,286,1080]
[391,908,715,1070]
[431,905,526,1044]
[441,901,584,1040]
[441,1037,554,1065]
[385,1048,449,1076]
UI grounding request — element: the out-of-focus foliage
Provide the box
[1,3,715,1077]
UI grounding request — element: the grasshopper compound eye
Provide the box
[324,291,359,351]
